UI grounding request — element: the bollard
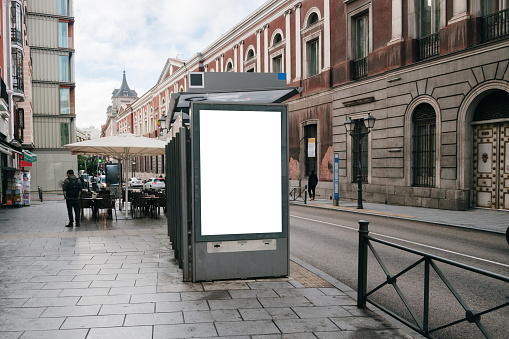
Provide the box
[38,186,43,202]
[357,220,369,308]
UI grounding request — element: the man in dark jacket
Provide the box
[308,170,318,201]
[63,169,81,227]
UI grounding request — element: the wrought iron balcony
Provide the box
[352,57,368,80]
[417,32,440,60]
[482,8,509,42]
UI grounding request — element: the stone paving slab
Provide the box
[0,196,416,338]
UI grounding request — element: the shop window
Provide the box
[412,103,436,187]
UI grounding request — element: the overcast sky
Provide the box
[74,0,268,130]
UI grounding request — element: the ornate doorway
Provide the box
[473,91,509,210]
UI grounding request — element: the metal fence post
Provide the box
[304,185,307,204]
[358,220,369,308]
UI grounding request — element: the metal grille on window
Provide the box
[412,103,436,187]
[352,123,368,183]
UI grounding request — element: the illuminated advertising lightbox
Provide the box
[192,103,288,241]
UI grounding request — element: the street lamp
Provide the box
[344,113,375,209]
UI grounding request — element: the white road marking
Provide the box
[290,215,509,269]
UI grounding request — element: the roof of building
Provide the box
[112,71,138,98]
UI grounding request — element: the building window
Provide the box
[307,12,319,26]
[58,0,68,16]
[417,0,440,60]
[351,122,368,183]
[59,55,70,82]
[11,49,23,92]
[412,103,436,187]
[352,13,369,79]
[60,122,69,147]
[272,55,283,73]
[304,124,317,176]
[10,1,22,45]
[60,87,70,114]
[481,1,509,42]
[273,33,282,45]
[307,39,319,77]
[246,49,255,59]
[226,61,233,72]
[58,22,68,48]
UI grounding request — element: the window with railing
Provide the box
[482,8,509,42]
[59,22,68,48]
[59,55,70,82]
[11,49,23,93]
[418,0,440,60]
[412,103,436,187]
[353,13,369,79]
[1,78,9,106]
[10,1,22,45]
[60,87,70,114]
[417,32,440,60]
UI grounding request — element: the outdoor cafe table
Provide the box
[80,197,105,218]
[139,195,160,218]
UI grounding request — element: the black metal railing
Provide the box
[289,186,307,204]
[417,32,440,60]
[10,28,22,45]
[482,9,509,42]
[1,78,9,106]
[357,221,509,338]
[352,57,368,80]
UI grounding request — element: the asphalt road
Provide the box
[289,205,509,339]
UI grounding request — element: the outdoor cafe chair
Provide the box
[96,196,117,221]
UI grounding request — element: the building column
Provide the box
[284,9,292,83]
[233,44,238,72]
[220,54,224,72]
[294,3,302,80]
[215,57,219,72]
[256,29,262,72]
[263,24,269,73]
[323,0,331,70]
[449,0,469,24]
[239,40,244,72]
[389,0,403,44]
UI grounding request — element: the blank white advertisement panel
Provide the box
[199,109,282,236]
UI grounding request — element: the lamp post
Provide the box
[159,115,167,141]
[344,113,375,209]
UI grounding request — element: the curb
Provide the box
[290,201,506,235]
[290,255,425,339]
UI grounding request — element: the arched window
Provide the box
[412,103,436,187]
[273,33,282,45]
[226,61,233,72]
[307,12,319,27]
[246,49,255,59]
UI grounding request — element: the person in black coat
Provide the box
[308,170,318,201]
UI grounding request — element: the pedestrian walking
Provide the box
[62,169,81,227]
[308,170,318,201]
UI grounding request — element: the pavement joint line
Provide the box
[312,203,416,218]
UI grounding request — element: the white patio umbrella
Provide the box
[64,133,167,219]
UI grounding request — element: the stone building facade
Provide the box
[109,0,509,211]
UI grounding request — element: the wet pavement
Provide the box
[0,194,416,338]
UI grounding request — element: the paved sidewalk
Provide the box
[291,197,509,234]
[0,194,416,339]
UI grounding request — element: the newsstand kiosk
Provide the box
[166,72,300,282]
